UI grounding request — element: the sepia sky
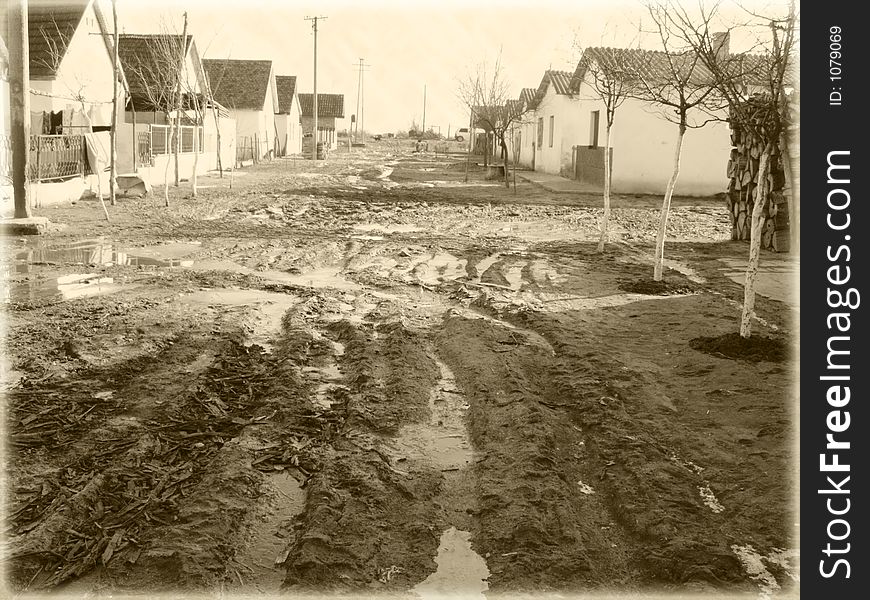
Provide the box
[117,0,780,135]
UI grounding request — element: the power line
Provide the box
[351,59,371,141]
[304,15,327,160]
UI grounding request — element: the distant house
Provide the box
[514,87,537,169]
[525,70,579,178]
[568,46,732,195]
[274,75,302,156]
[203,58,278,163]
[117,34,234,182]
[298,93,344,151]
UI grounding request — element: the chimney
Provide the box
[712,31,730,61]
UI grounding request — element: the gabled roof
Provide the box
[298,93,345,118]
[275,75,298,114]
[27,0,89,78]
[529,70,573,109]
[202,59,274,111]
[118,34,194,112]
[519,87,537,106]
[570,46,770,93]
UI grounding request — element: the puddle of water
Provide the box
[231,470,306,593]
[353,223,423,235]
[4,273,137,303]
[699,484,725,513]
[393,360,472,470]
[13,240,201,271]
[412,252,468,287]
[515,291,696,314]
[306,332,347,409]
[731,544,789,600]
[177,289,299,350]
[528,259,569,286]
[189,261,361,291]
[473,253,502,281]
[413,527,490,600]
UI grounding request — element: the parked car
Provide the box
[455,128,484,142]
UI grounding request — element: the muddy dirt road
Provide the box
[2,146,798,598]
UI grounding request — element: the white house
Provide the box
[3,0,127,208]
[274,75,302,156]
[117,34,235,185]
[298,93,345,152]
[524,70,581,178]
[26,0,122,133]
[568,46,732,196]
[514,87,538,169]
[203,58,279,163]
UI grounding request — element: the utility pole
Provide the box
[305,15,326,161]
[421,84,426,136]
[9,0,31,218]
[351,58,370,142]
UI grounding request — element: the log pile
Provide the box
[725,99,792,253]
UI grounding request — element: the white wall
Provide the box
[533,91,584,177]
[29,4,118,128]
[574,76,730,196]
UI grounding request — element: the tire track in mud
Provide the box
[469,271,797,593]
[279,317,444,594]
[6,306,330,593]
[435,314,634,592]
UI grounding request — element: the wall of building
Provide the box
[574,79,731,196]
[29,4,118,128]
[275,104,302,156]
[532,91,584,177]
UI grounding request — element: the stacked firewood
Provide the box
[725,99,791,252]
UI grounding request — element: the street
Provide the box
[3,145,798,597]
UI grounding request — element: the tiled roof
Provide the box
[118,34,193,112]
[27,0,90,78]
[519,87,537,106]
[529,70,574,109]
[571,46,770,93]
[275,75,297,114]
[298,93,345,118]
[203,59,274,111]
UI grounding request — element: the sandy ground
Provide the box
[1,144,799,598]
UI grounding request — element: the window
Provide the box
[548,115,554,148]
[589,110,600,148]
[537,117,544,147]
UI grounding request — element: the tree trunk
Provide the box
[740,143,773,338]
[597,122,613,253]
[191,122,199,197]
[109,0,119,206]
[164,113,172,207]
[174,16,188,187]
[653,124,685,281]
[211,102,223,178]
[501,136,510,188]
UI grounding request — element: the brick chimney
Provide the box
[712,31,730,61]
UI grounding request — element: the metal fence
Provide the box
[30,135,88,181]
[1,134,88,182]
[149,124,203,156]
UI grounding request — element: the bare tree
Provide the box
[666,0,797,338]
[459,53,533,188]
[634,2,726,281]
[35,18,110,221]
[574,48,640,252]
[122,30,188,207]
